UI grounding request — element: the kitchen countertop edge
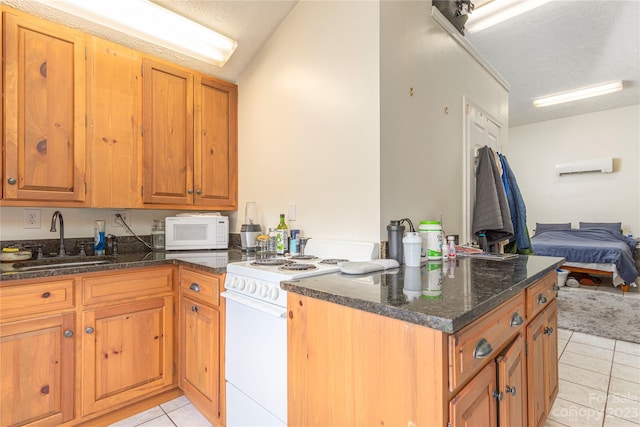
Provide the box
[281,256,564,334]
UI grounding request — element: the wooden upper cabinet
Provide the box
[142,58,238,209]
[142,58,194,205]
[87,37,141,208]
[194,75,238,208]
[3,11,86,202]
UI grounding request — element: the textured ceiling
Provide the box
[2,0,637,127]
[466,0,640,127]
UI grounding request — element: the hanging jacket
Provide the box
[472,146,514,244]
[499,153,531,252]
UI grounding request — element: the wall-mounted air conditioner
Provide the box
[555,157,613,176]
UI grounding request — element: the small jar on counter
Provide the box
[151,219,165,250]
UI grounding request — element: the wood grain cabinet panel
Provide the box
[178,268,225,426]
[142,58,194,205]
[449,361,498,427]
[0,313,75,427]
[81,296,174,417]
[497,334,527,427]
[86,36,141,208]
[2,10,86,202]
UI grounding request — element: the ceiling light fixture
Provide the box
[466,0,552,33]
[32,0,238,67]
[533,81,624,107]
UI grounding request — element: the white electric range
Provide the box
[222,239,378,427]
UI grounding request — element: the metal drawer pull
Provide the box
[192,305,198,312]
[64,330,73,338]
[510,312,524,326]
[506,385,516,396]
[553,283,560,292]
[41,292,51,298]
[189,283,201,292]
[492,390,503,401]
[544,326,554,335]
[473,338,493,359]
[86,327,94,334]
[537,294,548,305]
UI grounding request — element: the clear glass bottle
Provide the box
[276,214,288,255]
[151,219,165,250]
[268,227,278,254]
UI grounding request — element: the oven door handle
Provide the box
[221,291,287,318]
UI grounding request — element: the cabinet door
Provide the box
[450,360,498,427]
[179,296,222,422]
[194,75,237,208]
[81,296,174,416]
[3,11,86,202]
[526,308,546,427]
[497,334,527,427]
[544,299,558,413]
[142,58,194,205]
[0,313,74,427]
[87,37,141,208]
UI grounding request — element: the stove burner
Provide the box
[251,259,292,266]
[289,254,317,260]
[319,258,349,265]
[279,263,318,271]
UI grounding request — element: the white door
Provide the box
[463,99,502,244]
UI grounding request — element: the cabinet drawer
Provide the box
[179,268,221,306]
[526,271,557,320]
[449,293,525,392]
[82,267,174,305]
[0,279,75,320]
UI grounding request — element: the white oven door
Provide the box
[224,294,287,426]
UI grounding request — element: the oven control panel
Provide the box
[224,273,287,307]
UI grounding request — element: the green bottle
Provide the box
[276,214,288,255]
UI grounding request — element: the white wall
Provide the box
[508,104,640,236]
[379,1,509,238]
[235,1,380,241]
[0,207,182,240]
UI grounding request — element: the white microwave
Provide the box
[165,215,229,250]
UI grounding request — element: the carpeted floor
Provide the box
[556,285,640,344]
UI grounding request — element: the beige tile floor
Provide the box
[111,329,640,427]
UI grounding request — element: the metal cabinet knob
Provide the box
[544,326,554,335]
[64,330,74,338]
[505,385,516,396]
[189,283,201,292]
[188,189,193,194]
[196,189,202,195]
[192,305,198,313]
[473,338,493,359]
[553,283,560,292]
[492,390,504,401]
[538,294,548,305]
[86,327,94,334]
[510,312,524,326]
[7,177,16,185]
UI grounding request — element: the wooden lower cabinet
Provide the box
[179,297,221,421]
[527,299,558,427]
[0,313,75,427]
[80,291,174,417]
[178,268,225,426]
[288,272,559,427]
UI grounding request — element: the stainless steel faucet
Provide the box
[50,211,66,257]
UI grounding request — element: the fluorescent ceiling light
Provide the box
[466,0,552,33]
[33,0,238,67]
[533,81,623,107]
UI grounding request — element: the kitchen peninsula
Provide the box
[283,255,563,427]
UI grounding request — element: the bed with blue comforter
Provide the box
[531,228,639,286]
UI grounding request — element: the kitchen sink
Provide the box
[8,256,117,272]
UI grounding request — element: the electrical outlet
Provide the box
[111,210,131,227]
[23,209,41,229]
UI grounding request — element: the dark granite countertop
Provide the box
[0,249,247,282]
[281,255,564,334]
